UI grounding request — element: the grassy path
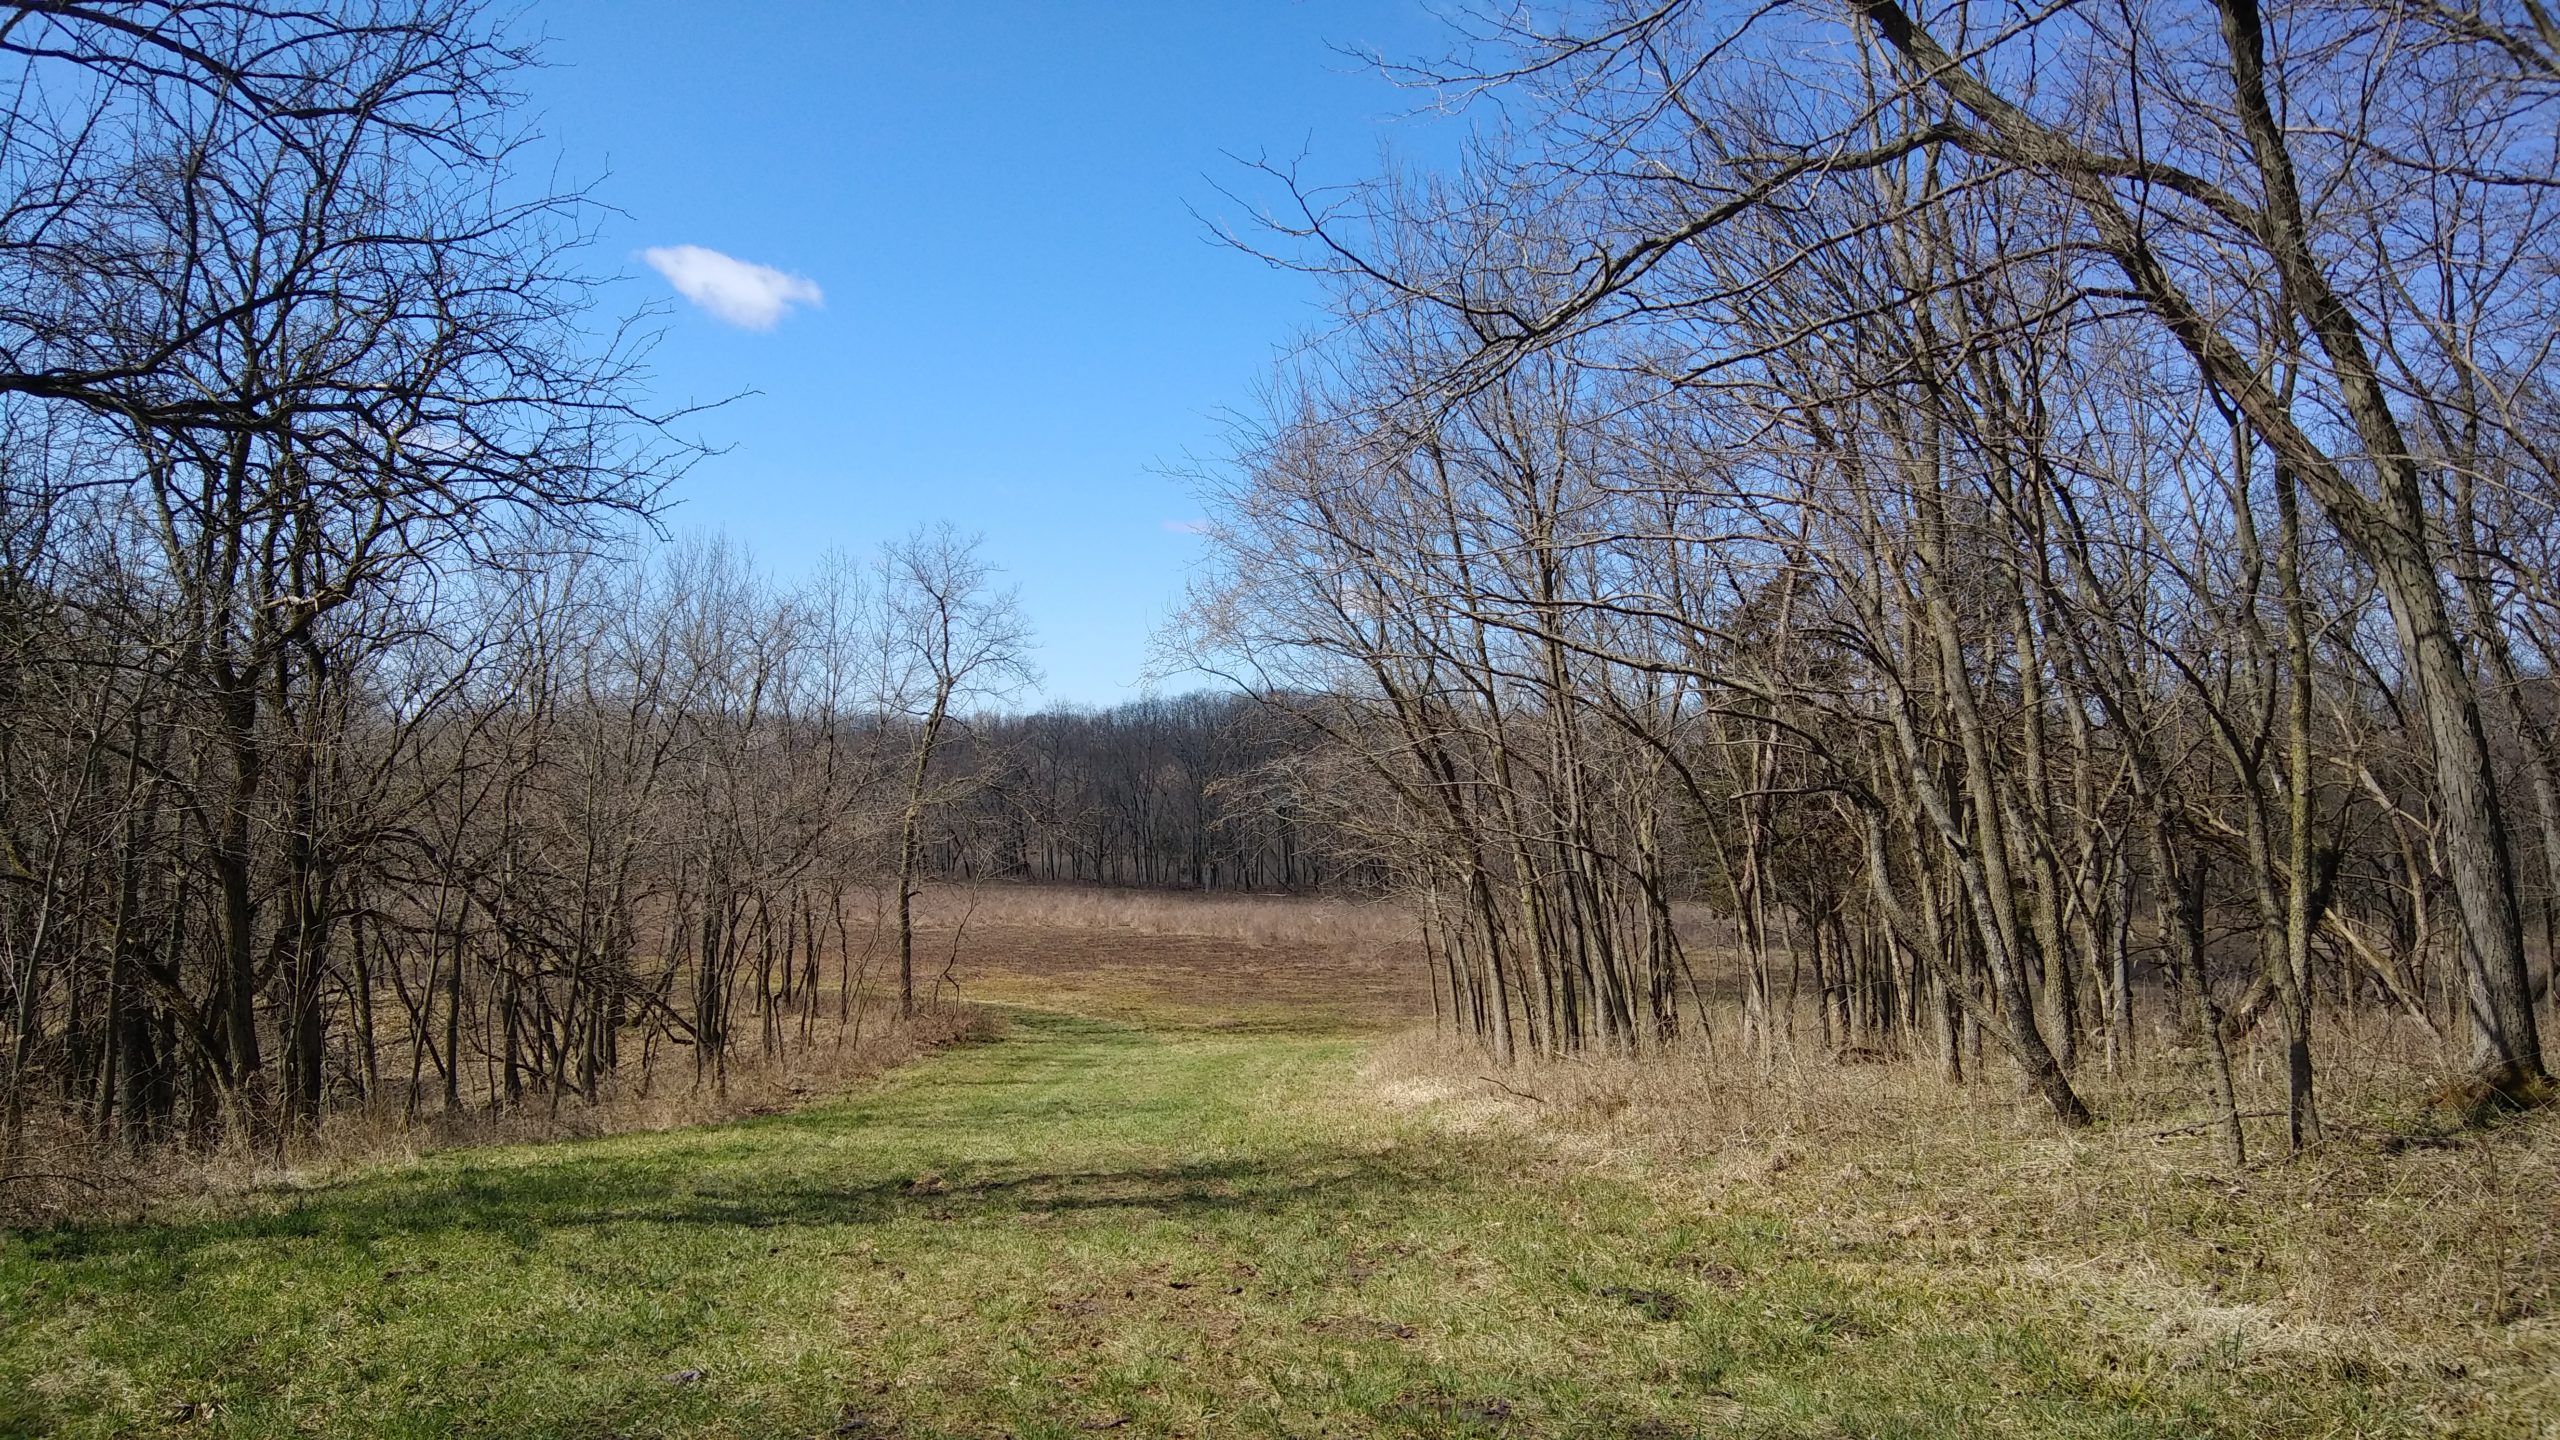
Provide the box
[1,1009,2432,1438]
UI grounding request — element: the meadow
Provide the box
[1,890,2549,1438]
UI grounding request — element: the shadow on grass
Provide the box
[14,1145,1471,1265]
[12,1008,1480,1267]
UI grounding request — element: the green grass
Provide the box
[0,1007,2469,1438]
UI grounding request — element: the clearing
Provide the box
[0,900,2547,1438]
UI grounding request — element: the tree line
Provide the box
[940,695,1344,895]
[1188,0,2560,1154]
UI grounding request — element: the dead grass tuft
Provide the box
[1365,1007,2560,1413]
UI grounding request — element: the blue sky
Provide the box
[525,2,1461,706]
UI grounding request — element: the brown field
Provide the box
[889,884,1431,1030]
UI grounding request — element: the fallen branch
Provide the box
[1479,1075,1547,1105]
[2144,1110,2281,1139]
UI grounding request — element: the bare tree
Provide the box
[873,526,1035,1018]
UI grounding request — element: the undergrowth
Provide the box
[1368,1014,2560,1434]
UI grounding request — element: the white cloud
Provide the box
[640,244,823,329]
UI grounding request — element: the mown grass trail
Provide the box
[1,1006,2448,1438]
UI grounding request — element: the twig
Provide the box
[2334,1121,2465,1154]
[1479,1075,1547,1105]
[2143,1109,2281,1139]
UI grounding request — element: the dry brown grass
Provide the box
[889,882,1430,1029]
[908,882,1421,948]
[0,999,992,1227]
[1365,1007,2560,1422]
